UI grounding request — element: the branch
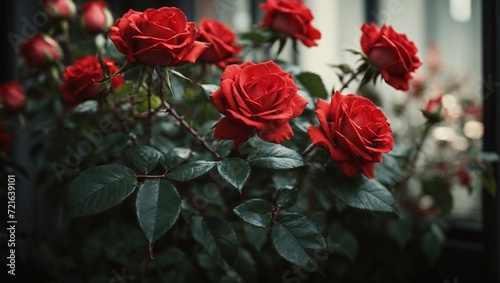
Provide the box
[162,100,222,160]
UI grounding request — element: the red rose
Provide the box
[210,60,308,148]
[308,92,394,178]
[109,7,208,66]
[197,18,243,69]
[360,23,422,91]
[62,55,124,104]
[81,1,113,35]
[43,0,76,19]
[19,33,63,68]
[0,125,10,153]
[260,0,321,47]
[0,81,26,112]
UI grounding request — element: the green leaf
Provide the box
[479,151,499,162]
[136,179,181,244]
[162,147,191,169]
[234,199,273,228]
[232,248,258,283]
[248,145,304,169]
[420,223,445,264]
[168,161,216,181]
[191,216,239,268]
[200,84,220,97]
[217,158,251,191]
[244,225,268,251]
[325,168,399,214]
[65,165,137,219]
[375,150,405,185]
[129,145,163,173]
[387,214,413,249]
[328,227,359,262]
[296,72,328,99]
[271,212,327,267]
[275,186,298,209]
[239,30,269,44]
[422,176,453,215]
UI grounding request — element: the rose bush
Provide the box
[19,33,63,68]
[210,60,308,148]
[308,92,394,178]
[61,55,124,104]
[197,18,243,69]
[260,0,321,47]
[361,23,422,90]
[2,2,495,283]
[81,1,113,35]
[0,81,26,112]
[109,7,208,66]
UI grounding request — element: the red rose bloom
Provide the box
[62,56,124,104]
[81,1,113,35]
[0,81,26,112]
[0,125,11,153]
[19,33,63,68]
[210,60,308,148]
[308,92,394,178]
[260,0,321,47]
[43,0,76,19]
[197,18,243,69]
[360,23,422,91]
[109,7,208,66]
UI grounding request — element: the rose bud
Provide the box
[422,95,444,123]
[0,81,26,112]
[81,1,114,35]
[61,55,124,105]
[457,167,472,186]
[43,0,76,19]
[308,92,394,179]
[0,125,11,153]
[19,33,63,69]
[197,18,243,69]
[210,60,308,149]
[360,23,422,91]
[109,7,208,67]
[260,0,321,47]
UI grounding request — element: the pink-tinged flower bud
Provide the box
[0,81,26,112]
[81,1,114,35]
[19,33,63,68]
[43,0,76,20]
[422,95,444,123]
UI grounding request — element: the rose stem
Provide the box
[162,100,222,160]
[395,122,433,193]
[338,69,363,92]
[60,20,74,64]
[146,76,154,144]
[301,143,316,156]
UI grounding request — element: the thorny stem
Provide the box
[338,69,363,92]
[300,142,316,156]
[162,99,222,160]
[60,20,74,64]
[396,122,434,193]
[146,77,154,144]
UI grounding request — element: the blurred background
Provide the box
[1,0,499,282]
